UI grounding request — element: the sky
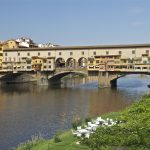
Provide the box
[0,0,150,46]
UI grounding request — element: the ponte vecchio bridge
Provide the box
[1,44,150,87]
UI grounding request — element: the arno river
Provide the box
[0,75,150,150]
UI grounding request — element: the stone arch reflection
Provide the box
[78,57,87,68]
[66,58,76,68]
[55,58,65,68]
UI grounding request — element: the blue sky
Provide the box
[0,0,150,45]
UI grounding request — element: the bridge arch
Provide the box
[0,72,23,81]
[48,71,87,84]
[110,72,150,83]
[55,57,65,68]
[0,72,36,84]
[66,57,76,68]
[78,57,87,68]
[99,72,150,88]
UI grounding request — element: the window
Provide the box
[82,51,84,55]
[90,60,93,63]
[5,53,7,56]
[106,51,109,55]
[27,52,30,56]
[27,66,31,69]
[119,51,122,55]
[44,66,47,69]
[93,51,96,55]
[27,61,31,64]
[59,52,61,55]
[96,60,99,63]
[146,50,149,55]
[132,50,135,54]
[0,53,3,56]
[70,52,73,55]
[48,52,51,56]
[5,57,7,62]
[26,58,31,64]
[43,59,46,63]
[49,61,51,63]
[18,53,20,56]
[49,65,51,68]
[38,52,40,56]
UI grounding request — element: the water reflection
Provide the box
[0,74,150,150]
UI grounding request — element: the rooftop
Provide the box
[3,43,150,51]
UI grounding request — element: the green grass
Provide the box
[15,131,90,150]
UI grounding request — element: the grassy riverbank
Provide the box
[15,94,150,150]
[15,131,90,150]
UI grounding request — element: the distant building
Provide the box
[16,37,38,48]
[2,39,18,49]
[38,43,60,48]
[1,37,38,50]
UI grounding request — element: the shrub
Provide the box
[54,131,62,143]
[54,135,61,143]
[72,118,82,130]
[85,117,92,123]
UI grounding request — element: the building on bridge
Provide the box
[88,54,150,72]
[1,44,150,72]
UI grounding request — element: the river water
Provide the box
[0,74,150,150]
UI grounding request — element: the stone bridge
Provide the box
[0,69,150,87]
[0,68,88,85]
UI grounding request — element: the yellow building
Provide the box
[0,43,3,69]
[0,40,19,69]
[2,40,18,49]
[88,55,121,71]
[32,56,45,71]
[32,56,55,71]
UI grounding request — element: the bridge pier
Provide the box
[98,71,117,88]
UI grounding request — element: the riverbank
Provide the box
[14,130,89,150]
[15,94,150,150]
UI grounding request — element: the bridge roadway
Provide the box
[0,68,150,87]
